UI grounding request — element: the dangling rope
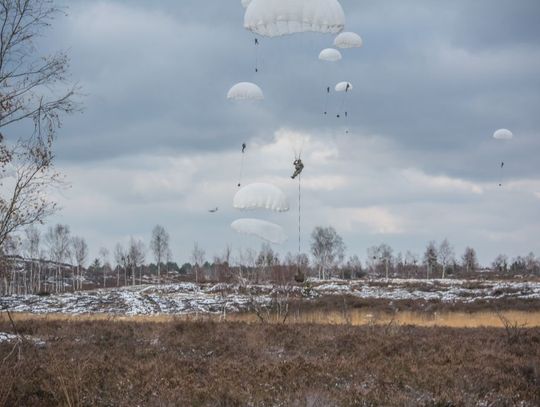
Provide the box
[298,173,301,257]
[291,149,304,280]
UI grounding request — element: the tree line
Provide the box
[1,224,539,295]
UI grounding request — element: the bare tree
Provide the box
[99,246,109,287]
[23,225,40,292]
[492,254,508,273]
[310,226,345,280]
[4,233,19,294]
[191,242,205,283]
[256,243,279,283]
[525,252,539,275]
[367,243,393,278]
[404,250,419,279]
[236,247,256,283]
[0,0,79,252]
[71,236,87,290]
[344,255,363,279]
[114,243,127,287]
[150,225,169,285]
[438,238,455,279]
[462,247,478,274]
[128,237,145,285]
[45,224,70,292]
[423,241,438,280]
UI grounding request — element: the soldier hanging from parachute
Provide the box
[291,158,304,179]
[493,129,513,188]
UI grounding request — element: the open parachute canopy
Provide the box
[233,182,289,212]
[319,48,342,62]
[244,0,345,37]
[227,82,264,101]
[493,128,513,140]
[334,31,363,48]
[231,218,287,244]
[335,81,352,92]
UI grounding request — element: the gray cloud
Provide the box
[28,0,540,265]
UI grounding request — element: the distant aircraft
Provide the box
[208,207,218,213]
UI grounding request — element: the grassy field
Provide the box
[1,317,539,406]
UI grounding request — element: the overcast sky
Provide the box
[37,0,540,266]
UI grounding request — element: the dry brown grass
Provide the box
[292,294,540,315]
[0,317,539,406]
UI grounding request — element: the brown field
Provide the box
[1,315,540,406]
[291,294,540,315]
[4,308,540,328]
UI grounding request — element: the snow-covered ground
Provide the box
[0,331,46,346]
[1,278,539,316]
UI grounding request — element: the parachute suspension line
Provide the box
[254,37,260,73]
[238,149,245,188]
[322,62,331,116]
[337,89,348,118]
[337,90,351,133]
[293,139,304,162]
[344,106,350,135]
[323,86,330,115]
[499,161,504,187]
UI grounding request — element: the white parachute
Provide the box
[318,48,342,62]
[241,0,252,8]
[227,82,264,101]
[493,129,513,187]
[334,31,363,48]
[493,128,513,140]
[244,0,346,37]
[335,81,352,92]
[233,182,289,212]
[231,218,287,244]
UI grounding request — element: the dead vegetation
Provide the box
[0,317,539,406]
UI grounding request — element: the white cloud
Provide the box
[331,207,406,235]
[402,168,484,195]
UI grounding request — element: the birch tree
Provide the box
[191,242,205,283]
[71,236,87,290]
[114,243,127,287]
[128,237,145,285]
[45,223,70,292]
[24,225,40,292]
[438,238,455,279]
[423,241,438,280]
[0,0,79,252]
[99,246,109,287]
[462,247,478,274]
[150,225,169,285]
[310,226,345,280]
